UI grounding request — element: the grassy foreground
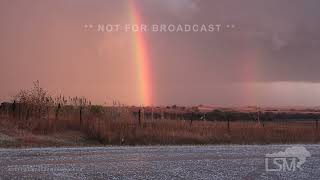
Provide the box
[0,82,319,147]
[0,115,319,148]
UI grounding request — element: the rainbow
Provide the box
[128,0,152,106]
[240,49,262,106]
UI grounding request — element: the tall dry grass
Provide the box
[79,118,320,145]
[1,107,319,145]
[0,81,319,145]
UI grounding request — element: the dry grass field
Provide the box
[0,82,319,147]
[0,113,319,147]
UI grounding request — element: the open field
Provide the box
[0,114,319,147]
[0,83,319,147]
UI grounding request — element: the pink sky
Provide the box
[1,0,320,106]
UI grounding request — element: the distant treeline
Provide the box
[206,110,320,121]
[132,108,320,122]
[1,101,320,122]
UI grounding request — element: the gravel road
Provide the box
[0,145,319,179]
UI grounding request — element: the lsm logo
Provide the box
[265,146,311,172]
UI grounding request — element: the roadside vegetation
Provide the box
[0,81,319,147]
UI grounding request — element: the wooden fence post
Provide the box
[151,107,154,121]
[224,112,230,133]
[190,112,194,127]
[260,112,265,128]
[54,103,61,132]
[227,117,230,132]
[138,109,141,126]
[79,106,83,128]
[11,100,16,118]
[55,104,61,120]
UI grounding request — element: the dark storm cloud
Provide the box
[141,0,320,82]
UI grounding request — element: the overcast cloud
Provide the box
[0,0,320,106]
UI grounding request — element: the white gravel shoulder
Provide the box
[0,144,319,179]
